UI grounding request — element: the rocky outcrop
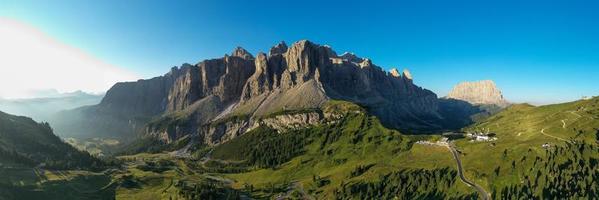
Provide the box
[269,41,288,56]
[389,68,401,77]
[167,50,256,112]
[260,111,323,133]
[99,66,186,116]
[199,110,340,146]
[201,117,250,146]
[446,80,509,107]
[339,52,364,63]
[231,47,254,60]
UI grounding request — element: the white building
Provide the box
[542,143,551,148]
[476,135,490,141]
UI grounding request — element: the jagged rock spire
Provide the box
[269,41,288,56]
[402,69,412,80]
[340,52,363,63]
[232,46,254,60]
[389,68,401,77]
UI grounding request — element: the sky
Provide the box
[0,0,597,104]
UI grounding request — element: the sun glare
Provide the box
[0,18,138,99]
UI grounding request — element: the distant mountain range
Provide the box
[0,91,103,122]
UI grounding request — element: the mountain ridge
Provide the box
[148,39,443,144]
[53,40,481,147]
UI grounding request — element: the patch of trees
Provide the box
[119,175,141,189]
[175,179,241,200]
[199,160,251,173]
[348,164,375,178]
[333,168,477,199]
[210,111,410,170]
[0,148,36,167]
[493,142,599,199]
[211,126,312,169]
[313,175,331,187]
[117,137,175,155]
[0,121,106,170]
[318,113,409,153]
[136,159,175,173]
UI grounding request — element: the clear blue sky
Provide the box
[1,0,598,104]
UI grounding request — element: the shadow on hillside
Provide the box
[437,98,503,131]
[365,98,503,135]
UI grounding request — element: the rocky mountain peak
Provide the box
[402,69,412,80]
[446,80,509,106]
[269,41,288,56]
[358,59,372,68]
[340,52,364,63]
[232,46,254,60]
[389,68,401,77]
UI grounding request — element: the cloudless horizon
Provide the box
[1,0,598,104]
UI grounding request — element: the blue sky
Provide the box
[0,0,598,104]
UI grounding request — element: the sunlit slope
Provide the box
[209,101,477,199]
[455,97,599,199]
[466,97,598,143]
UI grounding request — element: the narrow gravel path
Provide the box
[541,128,569,142]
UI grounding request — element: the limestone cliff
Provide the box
[446,80,509,107]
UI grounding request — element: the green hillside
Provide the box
[0,111,104,169]
[0,111,113,200]
[202,101,478,199]
[455,97,599,198]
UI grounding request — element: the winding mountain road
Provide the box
[540,128,569,142]
[447,145,490,200]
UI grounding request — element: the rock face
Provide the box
[260,112,323,133]
[51,67,189,140]
[56,40,445,145]
[446,80,509,107]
